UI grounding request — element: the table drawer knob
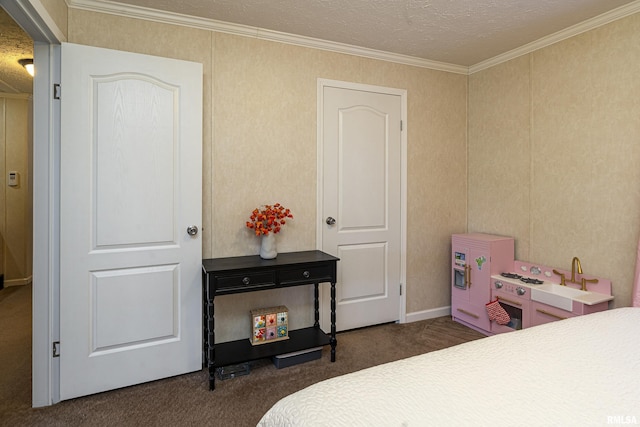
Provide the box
[302,270,310,279]
[242,277,251,285]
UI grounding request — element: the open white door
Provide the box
[319,80,405,332]
[59,43,202,400]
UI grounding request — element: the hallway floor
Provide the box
[0,284,32,418]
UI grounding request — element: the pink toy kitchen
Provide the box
[451,233,614,336]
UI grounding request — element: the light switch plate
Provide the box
[8,171,18,187]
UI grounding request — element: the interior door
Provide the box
[59,43,202,400]
[320,81,404,331]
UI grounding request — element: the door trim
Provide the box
[316,78,407,325]
[0,0,66,407]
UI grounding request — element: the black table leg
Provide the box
[204,273,216,390]
[314,283,320,327]
[207,299,215,390]
[330,281,337,362]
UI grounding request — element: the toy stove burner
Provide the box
[500,272,544,285]
[520,277,544,285]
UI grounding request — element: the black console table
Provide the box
[202,250,339,390]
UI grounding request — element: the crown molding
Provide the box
[68,0,640,76]
[469,0,640,74]
[256,27,469,74]
[67,0,469,74]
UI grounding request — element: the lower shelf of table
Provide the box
[212,326,331,367]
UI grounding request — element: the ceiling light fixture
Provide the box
[18,58,34,77]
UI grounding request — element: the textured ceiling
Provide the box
[96,0,637,65]
[0,8,33,94]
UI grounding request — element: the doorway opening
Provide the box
[0,4,34,411]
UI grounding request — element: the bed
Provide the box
[258,307,640,427]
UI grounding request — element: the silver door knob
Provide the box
[187,225,198,236]
[326,217,336,226]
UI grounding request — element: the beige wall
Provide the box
[212,33,468,316]
[469,13,640,307]
[65,6,639,340]
[40,0,68,39]
[67,10,467,341]
[0,95,32,285]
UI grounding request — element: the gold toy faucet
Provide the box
[553,256,583,286]
[570,257,582,283]
[554,257,597,290]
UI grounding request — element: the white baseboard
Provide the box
[3,276,33,287]
[405,306,451,323]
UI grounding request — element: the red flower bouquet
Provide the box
[246,203,293,236]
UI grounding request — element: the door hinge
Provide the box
[400,120,403,131]
[52,341,60,358]
[53,83,61,100]
[399,284,402,296]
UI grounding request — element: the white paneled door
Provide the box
[320,80,405,332]
[59,43,202,400]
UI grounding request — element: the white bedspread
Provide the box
[258,307,640,427]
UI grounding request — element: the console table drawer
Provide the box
[279,264,333,284]
[215,271,276,293]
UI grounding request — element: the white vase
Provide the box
[259,233,277,259]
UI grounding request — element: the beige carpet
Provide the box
[0,284,484,426]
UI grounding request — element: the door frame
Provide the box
[0,0,65,407]
[316,78,408,326]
